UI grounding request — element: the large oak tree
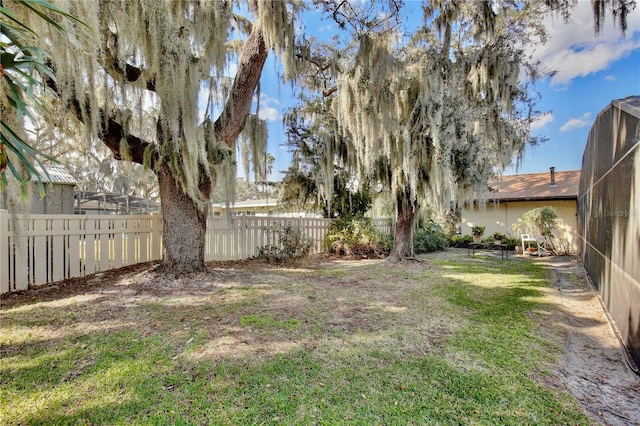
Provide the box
[10,0,299,274]
[295,0,635,262]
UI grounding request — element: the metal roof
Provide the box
[613,95,640,119]
[75,191,160,214]
[34,164,77,185]
[211,198,278,209]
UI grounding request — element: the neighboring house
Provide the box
[462,168,581,253]
[1,164,76,214]
[210,198,321,218]
[75,191,160,215]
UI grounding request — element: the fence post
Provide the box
[150,213,162,261]
[0,210,8,294]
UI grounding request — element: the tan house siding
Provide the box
[460,169,580,253]
[462,200,578,252]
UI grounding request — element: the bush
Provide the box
[491,232,506,241]
[413,228,447,253]
[503,237,519,251]
[478,236,518,250]
[379,233,394,253]
[323,216,389,257]
[257,222,312,263]
[447,235,474,248]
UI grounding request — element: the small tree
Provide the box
[521,206,558,237]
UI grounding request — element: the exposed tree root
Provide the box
[152,262,208,278]
[386,255,422,264]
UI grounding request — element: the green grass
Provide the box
[239,313,301,330]
[0,252,593,425]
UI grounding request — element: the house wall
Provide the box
[461,200,578,252]
[33,184,75,214]
[1,183,75,214]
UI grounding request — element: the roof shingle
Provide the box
[487,170,580,202]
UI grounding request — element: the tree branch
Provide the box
[102,115,152,164]
[213,19,268,146]
[106,61,156,92]
[102,31,156,91]
[45,71,153,166]
[323,87,338,97]
[293,53,338,97]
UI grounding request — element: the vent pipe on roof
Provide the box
[550,167,557,187]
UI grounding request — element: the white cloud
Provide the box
[545,39,640,85]
[604,75,617,81]
[258,105,279,121]
[560,112,592,133]
[529,2,640,86]
[319,23,335,33]
[255,94,280,122]
[531,112,553,130]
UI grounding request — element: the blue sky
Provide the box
[255,1,640,180]
[511,1,640,174]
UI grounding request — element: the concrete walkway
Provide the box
[534,256,639,426]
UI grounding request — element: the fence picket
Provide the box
[98,218,111,271]
[67,218,81,278]
[12,234,29,291]
[0,210,8,293]
[112,218,123,269]
[83,217,97,275]
[138,217,150,262]
[33,218,48,285]
[125,217,136,264]
[51,219,65,282]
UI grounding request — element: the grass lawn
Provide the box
[0,251,593,425]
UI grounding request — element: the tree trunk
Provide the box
[156,164,209,274]
[387,196,419,263]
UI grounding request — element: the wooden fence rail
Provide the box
[0,210,391,294]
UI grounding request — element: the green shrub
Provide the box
[503,237,519,250]
[477,236,518,250]
[323,216,389,257]
[379,233,394,253]
[520,206,558,236]
[413,228,447,253]
[410,220,446,254]
[257,222,312,263]
[447,235,474,248]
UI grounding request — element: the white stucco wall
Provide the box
[461,200,578,253]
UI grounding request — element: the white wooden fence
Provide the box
[0,210,392,294]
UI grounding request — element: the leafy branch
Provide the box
[0,0,85,195]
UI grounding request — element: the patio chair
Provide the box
[521,233,547,256]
